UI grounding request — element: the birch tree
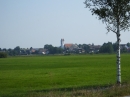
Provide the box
[84,0,130,84]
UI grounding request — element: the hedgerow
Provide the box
[0,52,7,58]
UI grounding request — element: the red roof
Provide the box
[64,44,73,48]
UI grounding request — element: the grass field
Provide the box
[0,54,130,97]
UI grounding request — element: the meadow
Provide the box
[0,54,130,97]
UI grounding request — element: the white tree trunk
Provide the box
[117,25,121,85]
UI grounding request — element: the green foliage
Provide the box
[84,0,130,33]
[0,52,7,58]
[113,42,118,52]
[14,46,20,55]
[82,44,90,53]
[121,47,128,53]
[44,44,63,54]
[99,42,114,53]
[127,42,130,47]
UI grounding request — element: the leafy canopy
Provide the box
[84,0,130,33]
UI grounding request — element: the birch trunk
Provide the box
[117,24,121,85]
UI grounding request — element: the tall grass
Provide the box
[0,54,130,97]
[25,84,130,97]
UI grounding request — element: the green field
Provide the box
[0,54,130,97]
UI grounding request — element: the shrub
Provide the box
[0,52,7,58]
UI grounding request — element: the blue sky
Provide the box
[0,0,129,49]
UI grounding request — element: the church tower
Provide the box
[61,39,64,49]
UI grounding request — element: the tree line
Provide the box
[0,42,130,57]
[99,42,130,53]
[78,42,130,53]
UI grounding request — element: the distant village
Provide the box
[1,39,130,56]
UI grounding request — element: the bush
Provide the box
[0,52,7,58]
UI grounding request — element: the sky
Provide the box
[0,0,130,49]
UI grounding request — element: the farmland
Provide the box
[0,54,130,97]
